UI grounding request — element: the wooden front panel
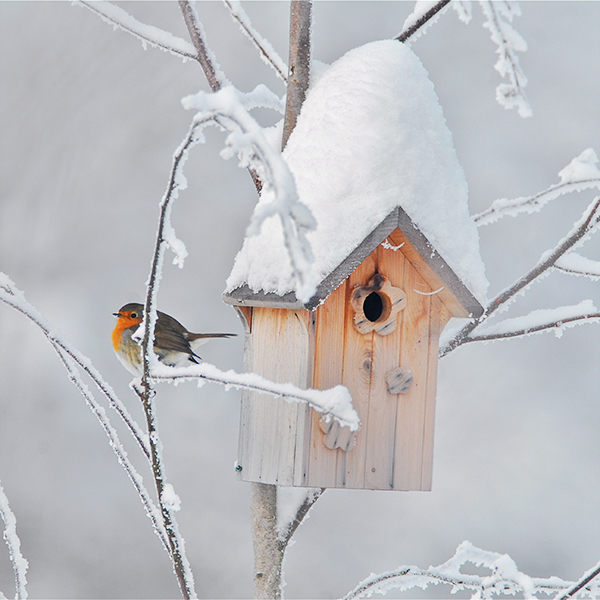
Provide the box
[308,233,450,490]
[237,307,313,486]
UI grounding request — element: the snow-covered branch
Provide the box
[150,362,359,432]
[178,0,228,92]
[441,195,600,356]
[465,301,600,344]
[223,0,287,82]
[556,558,600,600]
[182,85,317,302]
[0,478,28,600]
[480,0,531,118]
[344,541,583,600]
[475,149,600,226]
[0,274,171,557]
[76,1,197,60]
[396,0,452,43]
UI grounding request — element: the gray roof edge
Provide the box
[223,206,483,317]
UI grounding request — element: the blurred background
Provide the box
[0,2,598,598]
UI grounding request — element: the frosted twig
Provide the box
[0,275,149,460]
[0,478,28,599]
[480,0,531,118]
[476,149,600,225]
[76,1,197,60]
[223,0,287,82]
[441,196,600,356]
[555,557,600,600]
[278,488,324,550]
[150,362,359,431]
[475,178,600,226]
[0,275,170,556]
[396,0,452,43]
[178,0,227,92]
[182,86,317,302]
[344,540,575,599]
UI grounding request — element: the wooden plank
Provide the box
[387,228,470,319]
[420,299,451,490]
[340,253,377,489]
[392,260,431,490]
[364,244,405,489]
[307,280,348,487]
[238,307,311,486]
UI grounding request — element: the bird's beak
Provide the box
[113,312,120,317]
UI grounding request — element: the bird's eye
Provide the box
[130,312,138,319]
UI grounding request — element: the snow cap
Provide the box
[225,39,488,305]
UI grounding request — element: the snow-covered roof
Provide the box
[224,40,488,310]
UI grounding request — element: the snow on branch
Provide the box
[0,274,171,556]
[475,149,600,226]
[182,85,317,302]
[223,0,287,82]
[480,0,531,118]
[555,253,600,280]
[343,540,585,600]
[0,478,28,600]
[396,0,452,43]
[76,1,197,60]
[150,361,359,432]
[467,300,600,343]
[441,196,600,356]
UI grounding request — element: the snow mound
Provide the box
[226,40,488,304]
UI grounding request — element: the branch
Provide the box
[480,0,531,118]
[182,86,317,302]
[556,557,600,600]
[77,1,197,60]
[554,253,600,279]
[396,0,452,43]
[223,0,288,82]
[344,541,578,600]
[0,275,171,557]
[150,362,359,431]
[464,306,600,345]
[278,488,324,551]
[281,0,312,149]
[0,478,28,600]
[441,196,600,356]
[178,0,227,92]
[475,178,600,226]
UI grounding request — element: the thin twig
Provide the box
[462,312,600,344]
[441,196,600,356]
[396,0,452,42]
[556,559,600,600]
[178,0,226,92]
[223,0,287,82]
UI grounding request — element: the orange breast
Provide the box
[112,315,142,352]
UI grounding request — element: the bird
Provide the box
[112,302,235,376]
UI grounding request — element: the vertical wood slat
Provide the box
[340,254,377,489]
[307,280,347,487]
[238,307,312,486]
[364,245,406,489]
[393,261,431,490]
[420,299,451,489]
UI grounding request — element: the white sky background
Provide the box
[0,2,598,598]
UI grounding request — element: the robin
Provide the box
[112,302,235,376]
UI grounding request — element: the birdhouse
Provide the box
[223,40,488,491]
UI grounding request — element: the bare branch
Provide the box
[282,0,312,149]
[77,1,197,60]
[178,0,227,92]
[223,0,287,82]
[396,0,452,43]
[441,196,600,356]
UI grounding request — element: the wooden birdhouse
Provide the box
[223,40,488,491]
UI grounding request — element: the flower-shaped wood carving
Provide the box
[351,274,407,336]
